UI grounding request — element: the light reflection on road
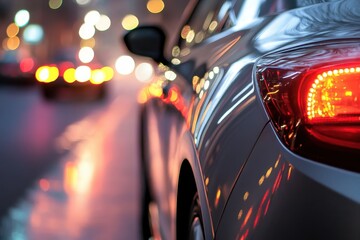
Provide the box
[0,80,143,240]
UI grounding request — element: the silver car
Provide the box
[123,0,360,239]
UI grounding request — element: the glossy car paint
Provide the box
[132,0,360,239]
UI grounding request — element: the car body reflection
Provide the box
[123,0,360,239]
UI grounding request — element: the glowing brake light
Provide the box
[257,42,360,170]
[302,65,360,149]
[305,66,360,122]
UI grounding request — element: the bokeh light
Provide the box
[80,38,96,48]
[115,55,135,75]
[102,66,114,81]
[36,66,50,82]
[20,58,35,73]
[165,70,177,81]
[48,66,60,82]
[121,15,139,31]
[6,37,20,50]
[75,66,91,82]
[23,24,44,44]
[63,68,76,83]
[36,66,59,83]
[6,23,19,38]
[147,0,165,14]
[78,47,94,63]
[84,10,100,26]
[95,15,111,31]
[49,0,63,9]
[79,23,95,40]
[76,0,91,5]
[135,63,154,82]
[90,69,105,84]
[14,9,30,27]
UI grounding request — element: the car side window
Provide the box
[171,0,233,59]
[233,0,297,26]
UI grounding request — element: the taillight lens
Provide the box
[257,42,360,170]
[303,65,360,149]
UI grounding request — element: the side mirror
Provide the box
[123,26,168,64]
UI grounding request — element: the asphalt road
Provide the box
[0,78,143,239]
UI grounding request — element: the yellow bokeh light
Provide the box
[48,66,59,82]
[209,20,218,32]
[186,30,195,43]
[102,66,114,81]
[90,69,105,84]
[36,66,50,82]
[49,0,63,9]
[137,89,149,104]
[6,23,19,38]
[148,84,163,98]
[35,66,58,83]
[243,192,249,201]
[63,68,76,83]
[122,14,139,31]
[345,91,353,97]
[169,89,178,102]
[147,0,165,14]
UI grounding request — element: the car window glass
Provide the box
[233,0,297,26]
[172,0,232,58]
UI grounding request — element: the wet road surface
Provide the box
[0,78,143,239]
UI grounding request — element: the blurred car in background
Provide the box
[35,58,113,100]
[124,0,360,239]
[0,52,37,85]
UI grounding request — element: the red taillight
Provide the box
[302,65,360,149]
[304,66,360,122]
[257,42,360,170]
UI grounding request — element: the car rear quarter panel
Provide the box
[144,0,360,239]
[215,123,360,240]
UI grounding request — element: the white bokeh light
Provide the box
[115,55,135,75]
[14,10,30,27]
[84,10,100,26]
[79,23,95,40]
[75,66,92,82]
[78,47,94,63]
[95,15,111,31]
[135,63,154,82]
[23,24,44,44]
[165,70,177,81]
[76,0,91,5]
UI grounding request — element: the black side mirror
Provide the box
[123,26,168,64]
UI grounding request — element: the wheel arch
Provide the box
[176,159,213,240]
[176,160,197,240]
